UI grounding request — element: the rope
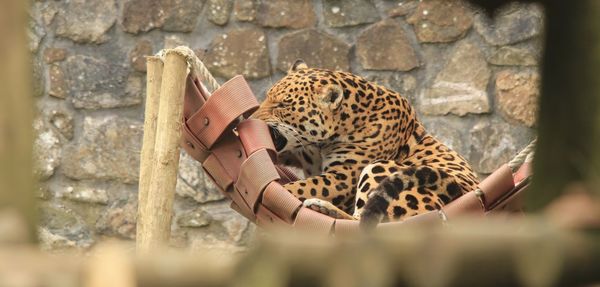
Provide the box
[508,138,537,173]
[155,46,221,92]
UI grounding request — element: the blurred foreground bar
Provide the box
[0,0,36,243]
[0,219,598,287]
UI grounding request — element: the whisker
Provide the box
[272,122,317,155]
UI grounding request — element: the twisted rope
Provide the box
[508,138,537,173]
[155,46,221,92]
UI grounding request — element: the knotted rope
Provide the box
[155,46,221,92]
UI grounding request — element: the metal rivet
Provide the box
[237,150,243,158]
[186,142,194,149]
[203,117,209,126]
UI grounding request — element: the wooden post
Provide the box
[136,57,163,245]
[136,52,188,252]
[0,0,36,243]
[528,1,600,208]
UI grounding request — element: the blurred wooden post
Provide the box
[136,57,163,245]
[84,243,136,287]
[528,1,600,208]
[466,0,600,208]
[137,52,187,252]
[0,0,36,243]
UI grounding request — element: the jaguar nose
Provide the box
[268,125,287,151]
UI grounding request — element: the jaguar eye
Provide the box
[276,102,286,108]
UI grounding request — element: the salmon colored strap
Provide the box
[181,76,211,162]
[442,190,485,217]
[275,166,299,184]
[256,204,288,228]
[443,164,515,217]
[235,149,280,211]
[230,200,255,222]
[237,119,276,159]
[477,164,515,211]
[333,219,359,236]
[181,122,211,162]
[293,207,335,234]
[261,182,303,224]
[186,76,259,149]
[513,162,532,184]
[183,75,208,118]
[202,153,234,191]
[206,134,247,182]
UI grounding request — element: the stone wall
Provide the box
[30,0,541,251]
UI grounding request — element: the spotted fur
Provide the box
[252,60,479,229]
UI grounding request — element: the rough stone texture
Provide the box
[474,3,544,46]
[32,60,45,98]
[28,19,45,53]
[55,184,110,205]
[64,55,143,109]
[185,202,250,248]
[129,40,153,73]
[205,28,271,79]
[48,64,67,99]
[62,116,142,184]
[55,0,117,44]
[422,117,469,158]
[121,0,165,33]
[388,1,418,17]
[39,203,94,250]
[421,40,491,116]
[407,0,473,43]
[207,0,233,26]
[49,109,74,140]
[177,152,225,203]
[470,119,532,174]
[495,70,540,127]
[30,1,542,251]
[122,0,204,33]
[35,1,59,26]
[257,0,316,29]
[96,199,137,239]
[322,0,380,27]
[357,20,419,71]
[277,29,350,72]
[33,118,62,181]
[44,48,67,64]
[177,209,212,228]
[162,0,205,32]
[366,73,418,102]
[164,35,189,49]
[488,46,538,66]
[233,0,256,21]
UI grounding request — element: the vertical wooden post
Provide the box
[529,1,600,208]
[136,57,163,245]
[137,52,187,252]
[0,0,36,243]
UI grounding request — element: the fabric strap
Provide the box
[185,75,259,150]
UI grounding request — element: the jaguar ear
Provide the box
[289,59,308,73]
[318,85,343,111]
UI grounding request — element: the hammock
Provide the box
[171,47,535,235]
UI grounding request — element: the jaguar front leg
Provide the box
[282,164,359,215]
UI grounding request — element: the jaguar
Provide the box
[252,60,479,229]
